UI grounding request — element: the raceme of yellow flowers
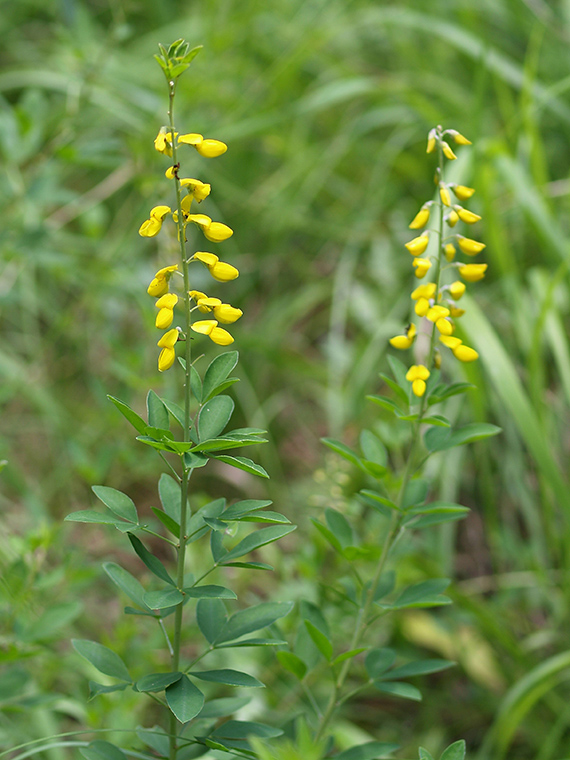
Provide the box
[140,128,242,371]
[390,126,485,397]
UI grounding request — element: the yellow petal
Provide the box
[157,329,179,348]
[457,236,486,256]
[178,133,203,145]
[195,139,228,158]
[209,326,234,345]
[193,251,219,267]
[456,207,481,224]
[158,347,176,372]
[426,305,450,322]
[451,131,472,145]
[415,297,430,317]
[446,209,459,227]
[165,166,177,179]
[411,283,437,300]
[213,304,243,324]
[412,379,427,397]
[412,257,431,278]
[439,185,451,207]
[426,128,437,154]
[155,293,178,309]
[409,206,430,230]
[210,261,239,282]
[435,317,453,336]
[139,218,162,237]
[187,213,212,229]
[453,185,475,200]
[189,290,208,302]
[449,281,466,300]
[203,222,233,242]
[453,345,479,362]
[439,335,462,350]
[442,141,457,160]
[191,319,217,336]
[147,277,168,297]
[405,233,429,256]
[389,335,413,350]
[459,263,488,282]
[156,308,174,329]
[150,205,172,221]
[444,243,456,261]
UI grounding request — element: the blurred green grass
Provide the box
[2,0,570,757]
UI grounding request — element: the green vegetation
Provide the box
[2,1,570,759]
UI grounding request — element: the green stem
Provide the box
[314,130,449,744]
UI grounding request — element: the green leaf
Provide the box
[144,588,184,610]
[360,430,388,467]
[219,601,294,643]
[235,510,290,524]
[365,648,396,679]
[419,749,436,760]
[422,414,451,427]
[210,530,227,563]
[211,720,283,739]
[224,561,273,571]
[387,659,454,679]
[103,562,152,612]
[427,382,475,405]
[402,479,429,509]
[203,377,240,402]
[359,490,399,514]
[198,697,251,719]
[147,389,169,430]
[335,742,400,760]
[373,680,422,701]
[391,579,451,610]
[191,669,264,688]
[332,648,368,666]
[92,486,138,524]
[151,507,180,536]
[321,438,363,468]
[80,740,127,760]
[311,519,342,551]
[202,351,239,401]
[276,651,307,680]
[128,533,175,586]
[88,682,128,700]
[108,396,147,434]
[366,394,403,416]
[137,672,182,693]
[191,435,267,454]
[161,397,185,428]
[223,500,272,519]
[216,637,286,648]
[197,598,227,644]
[184,585,237,600]
[424,423,502,452]
[198,395,234,441]
[361,460,389,478]
[387,355,411,398]
[379,371,409,404]
[183,451,209,469]
[440,741,466,760]
[72,639,131,682]
[213,455,269,479]
[159,473,182,523]
[221,525,296,563]
[166,675,205,723]
[374,571,396,601]
[304,620,333,660]
[325,508,353,548]
[407,502,469,517]
[65,510,124,526]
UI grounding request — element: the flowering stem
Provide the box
[167,78,194,760]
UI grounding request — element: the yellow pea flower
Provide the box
[449,281,466,300]
[147,265,179,297]
[426,305,450,322]
[187,214,234,242]
[456,207,481,224]
[154,130,177,156]
[409,205,431,230]
[177,133,203,146]
[192,252,240,282]
[439,184,451,207]
[452,184,475,201]
[439,335,462,350]
[213,303,243,324]
[191,319,234,345]
[179,178,211,202]
[426,128,437,154]
[457,235,485,255]
[435,318,453,336]
[178,133,228,158]
[389,323,417,350]
[450,306,465,318]
[454,344,479,362]
[446,209,459,227]
[405,232,429,256]
[412,257,432,278]
[155,293,179,329]
[448,130,472,145]
[139,205,172,238]
[411,282,436,317]
[406,364,430,397]
[441,141,457,160]
[459,263,488,282]
[444,243,456,261]
[157,328,179,372]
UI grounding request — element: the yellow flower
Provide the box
[444,243,456,261]
[426,305,450,322]
[449,306,465,318]
[192,252,239,282]
[459,263,488,282]
[456,207,481,224]
[178,133,228,158]
[439,335,478,361]
[405,232,429,256]
[389,323,417,350]
[147,265,179,297]
[406,364,430,397]
[441,141,457,160]
[179,178,211,202]
[412,257,431,278]
[448,130,472,145]
[165,166,177,179]
[154,130,177,156]
[139,205,172,238]
[409,205,431,230]
[157,328,179,372]
[439,335,462,350]
[456,235,485,255]
[187,214,234,242]
[213,303,243,324]
[155,293,179,329]
[411,282,436,317]
[452,184,475,201]
[426,128,437,154]
[191,319,234,345]
[439,184,451,207]
[449,281,466,300]
[446,209,459,227]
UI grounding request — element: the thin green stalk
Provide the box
[315,132,448,743]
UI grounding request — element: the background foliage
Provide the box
[2,0,570,758]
